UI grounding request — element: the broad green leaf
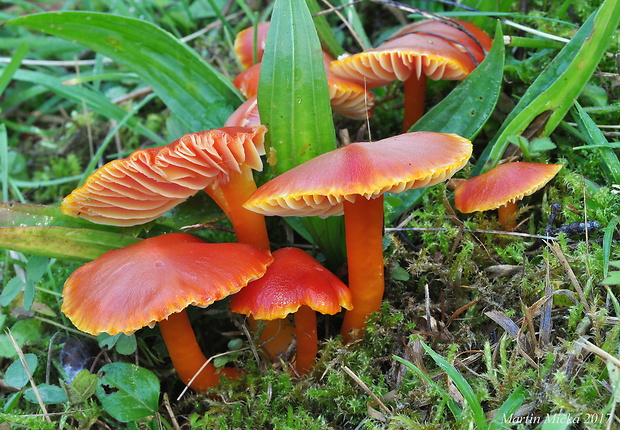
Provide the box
[24,384,68,404]
[96,362,160,423]
[411,22,504,140]
[473,0,620,175]
[258,0,336,175]
[571,101,620,184]
[258,0,344,266]
[7,11,243,132]
[539,414,572,430]
[4,353,38,389]
[0,277,23,307]
[0,226,140,262]
[10,68,163,145]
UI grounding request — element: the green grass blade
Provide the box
[11,68,165,145]
[0,42,28,97]
[6,11,243,132]
[570,101,620,184]
[411,22,504,140]
[473,0,620,175]
[305,0,345,57]
[488,386,526,429]
[420,343,488,429]
[392,354,463,419]
[0,125,7,202]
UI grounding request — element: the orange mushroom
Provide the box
[244,132,472,342]
[330,18,492,130]
[62,233,273,391]
[230,247,352,374]
[454,162,563,231]
[61,125,270,250]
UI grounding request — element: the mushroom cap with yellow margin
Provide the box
[61,233,274,336]
[454,162,563,213]
[329,31,477,89]
[230,247,352,320]
[243,131,472,218]
[61,125,267,226]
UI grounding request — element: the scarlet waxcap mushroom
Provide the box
[61,126,267,227]
[230,247,352,374]
[454,161,563,230]
[244,132,472,217]
[234,22,271,69]
[62,233,273,391]
[244,132,472,342]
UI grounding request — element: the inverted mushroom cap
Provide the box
[62,233,274,335]
[233,22,271,69]
[330,32,477,88]
[61,126,267,226]
[229,247,352,320]
[244,131,472,217]
[454,162,563,213]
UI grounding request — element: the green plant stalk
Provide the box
[473,0,620,175]
[305,0,345,57]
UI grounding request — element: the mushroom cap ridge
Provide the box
[244,131,472,218]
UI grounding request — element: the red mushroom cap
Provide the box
[244,131,472,217]
[454,162,563,213]
[62,233,274,335]
[229,247,352,320]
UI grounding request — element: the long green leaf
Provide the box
[258,0,336,176]
[258,0,344,266]
[0,227,140,261]
[411,22,504,140]
[473,0,620,175]
[420,342,487,429]
[6,11,243,132]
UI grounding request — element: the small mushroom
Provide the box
[62,233,273,392]
[244,132,472,341]
[454,162,563,230]
[230,247,352,374]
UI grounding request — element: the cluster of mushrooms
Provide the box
[60,17,562,392]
